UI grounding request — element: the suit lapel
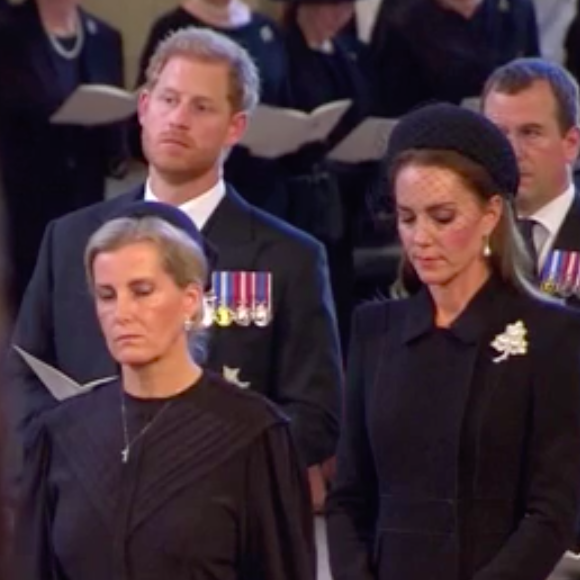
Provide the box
[538,194,580,297]
[202,187,261,270]
[550,193,580,251]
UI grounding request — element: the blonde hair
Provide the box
[85,216,209,360]
[144,27,260,114]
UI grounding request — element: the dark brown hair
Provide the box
[483,57,579,135]
[389,149,537,297]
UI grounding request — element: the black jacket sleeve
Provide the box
[241,423,316,580]
[273,239,342,466]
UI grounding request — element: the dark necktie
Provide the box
[519,218,538,275]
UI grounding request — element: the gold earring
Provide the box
[483,236,492,258]
[184,318,193,332]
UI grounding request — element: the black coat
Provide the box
[327,276,580,580]
[14,371,316,580]
[0,0,126,303]
[8,186,342,468]
[371,0,540,116]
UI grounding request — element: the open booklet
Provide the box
[240,99,352,158]
[328,117,398,163]
[50,84,138,126]
[13,345,117,401]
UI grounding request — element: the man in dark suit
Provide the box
[483,58,580,300]
[8,26,342,504]
[0,0,126,307]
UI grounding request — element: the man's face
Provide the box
[138,55,246,184]
[483,80,580,216]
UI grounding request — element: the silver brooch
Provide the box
[491,320,528,363]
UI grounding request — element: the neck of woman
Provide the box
[430,264,491,328]
[181,0,251,28]
[37,0,78,36]
[122,348,202,399]
[440,0,481,19]
[296,8,330,46]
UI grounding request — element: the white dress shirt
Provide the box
[529,182,575,270]
[144,179,226,230]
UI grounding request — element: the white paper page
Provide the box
[50,84,137,126]
[308,99,352,144]
[13,345,116,401]
[241,100,352,158]
[328,117,397,163]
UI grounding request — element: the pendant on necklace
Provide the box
[121,447,129,463]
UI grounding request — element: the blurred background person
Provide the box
[279,0,378,349]
[0,0,127,308]
[371,0,540,116]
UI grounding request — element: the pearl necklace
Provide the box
[45,12,84,61]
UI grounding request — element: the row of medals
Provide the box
[540,276,580,298]
[203,294,271,327]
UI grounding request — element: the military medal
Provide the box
[252,271,272,327]
[234,272,252,327]
[540,250,561,295]
[560,252,578,298]
[214,271,234,327]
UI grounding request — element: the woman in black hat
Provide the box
[326,103,580,580]
[14,202,315,580]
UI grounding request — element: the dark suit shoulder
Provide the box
[52,190,140,237]
[524,291,580,332]
[200,370,289,427]
[247,204,324,256]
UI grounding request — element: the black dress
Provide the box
[327,276,580,580]
[135,7,291,218]
[371,0,540,116]
[15,371,315,580]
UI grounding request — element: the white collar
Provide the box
[530,182,575,239]
[144,179,226,229]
